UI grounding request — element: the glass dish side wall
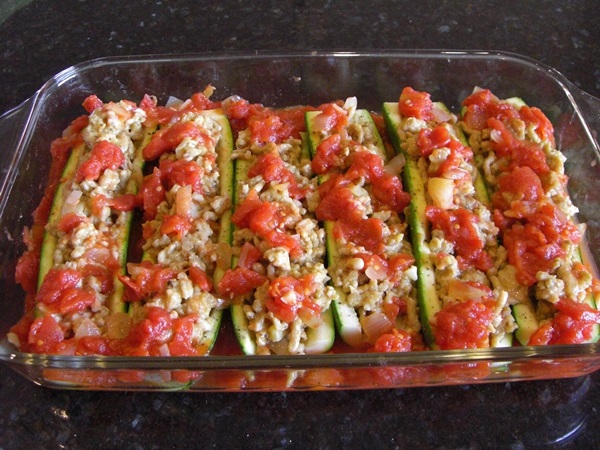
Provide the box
[1,51,599,391]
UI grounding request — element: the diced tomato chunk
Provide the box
[335,217,385,254]
[119,261,178,302]
[398,87,434,121]
[168,316,199,356]
[370,328,412,352]
[426,207,492,271]
[143,121,211,160]
[82,94,104,113]
[36,268,82,306]
[232,190,264,229]
[529,298,600,345]
[59,287,96,314]
[159,159,204,193]
[136,168,165,220]
[313,103,349,133]
[160,214,192,240]
[217,267,267,298]
[28,315,65,353]
[15,250,40,296]
[188,266,213,292]
[434,300,495,349]
[248,153,306,199]
[266,275,319,323]
[237,242,263,270]
[75,140,125,183]
[312,134,343,174]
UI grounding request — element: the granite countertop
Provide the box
[1,1,600,448]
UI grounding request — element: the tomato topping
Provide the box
[59,287,96,315]
[237,242,263,270]
[371,172,411,212]
[231,190,264,229]
[57,213,87,234]
[529,298,600,345]
[122,307,173,356]
[119,261,178,302]
[248,152,306,199]
[426,207,492,271]
[492,166,544,218]
[75,140,125,183]
[519,106,555,145]
[159,158,204,193]
[335,217,385,254]
[233,191,302,257]
[217,267,267,298]
[28,315,65,353]
[82,94,104,113]
[370,328,412,352]
[312,134,343,174]
[417,125,452,157]
[434,300,495,349]
[91,193,138,216]
[388,254,416,281]
[36,268,82,306]
[398,87,434,121]
[316,184,363,223]
[136,168,165,220]
[265,275,319,323]
[160,214,192,240]
[168,316,199,356]
[188,266,213,292]
[143,121,211,160]
[313,103,349,133]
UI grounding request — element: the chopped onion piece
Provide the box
[448,279,490,301]
[65,189,82,205]
[158,343,171,357]
[175,185,193,219]
[428,177,454,209]
[384,153,406,175]
[365,263,387,281]
[165,96,184,108]
[298,306,324,329]
[361,312,393,343]
[432,105,453,123]
[222,95,243,108]
[74,318,101,339]
[490,129,503,144]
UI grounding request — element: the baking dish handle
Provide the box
[570,85,600,147]
[0,97,35,198]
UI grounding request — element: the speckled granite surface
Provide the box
[1,1,600,448]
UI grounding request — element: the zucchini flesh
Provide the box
[128,108,234,354]
[34,99,155,343]
[306,106,419,348]
[229,123,335,355]
[459,91,600,345]
[383,100,514,349]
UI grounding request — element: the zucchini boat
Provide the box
[306,98,420,351]
[383,87,515,350]
[459,87,600,345]
[17,96,154,354]
[222,102,336,355]
[119,97,234,356]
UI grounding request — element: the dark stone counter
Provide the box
[1,1,599,448]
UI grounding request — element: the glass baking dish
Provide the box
[1,50,599,391]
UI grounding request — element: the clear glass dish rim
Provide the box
[1,49,599,375]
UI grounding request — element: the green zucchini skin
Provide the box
[230,128,336,355]
[382,103,439,347]
[38,144,86,290]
